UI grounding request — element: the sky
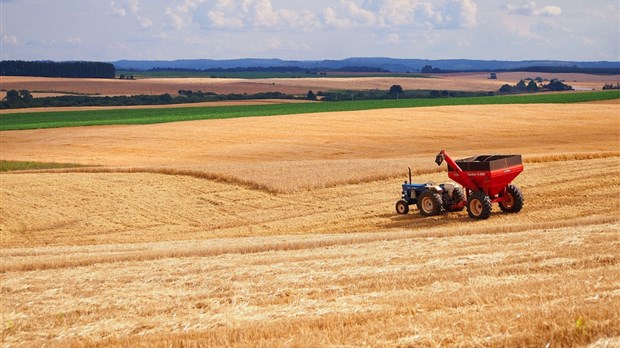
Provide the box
[1,0,619,62]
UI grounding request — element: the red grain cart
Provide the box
[435,150,524,219]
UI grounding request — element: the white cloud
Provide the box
[126,0,140,14]
[65,37,82,45]
[2,33,18,45]
[455,0,477,28]
[161,0,478,33]
[3,0,616,61]
[322,7,351,29]
[110,0,153,29]
[511,21,545,40]
[252,0,281,27]
[164,0,205,29]
[506,1,562,17]
[109,1,127,16]
[578,35,595,46]
[537,6,562,17]
[342,0,377,26]
[207,10,244,29]
[165,7,189,29]
[138,16,153,28]
[375,0,417,27]
[321,0,477,30]
[385,33,401,44]
[198,0,321,30]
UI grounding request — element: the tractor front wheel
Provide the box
[467,192,492,219]
[395,200,409,214]
[499,184,524,213]
[417,191,443,216]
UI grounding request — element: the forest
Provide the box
[0,60,116,78]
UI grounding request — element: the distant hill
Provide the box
[112,57,620,73]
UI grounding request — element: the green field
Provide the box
[0,160,88,172]
[1,90,618,131]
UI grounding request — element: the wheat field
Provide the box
[1,102,619,347]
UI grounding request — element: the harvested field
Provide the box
[1,102,619,347]
[0,76,312,98]
[2,72,618,99]
[1,157,618,248]
[249,72,620,93]
[1,103,618,192]
[1,157,619,346]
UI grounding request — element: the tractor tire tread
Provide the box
[417,191,443,216]
[467,191,492,219]
[500,184,524,213]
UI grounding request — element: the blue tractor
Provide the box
[395,167,466,216]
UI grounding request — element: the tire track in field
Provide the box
[1,216,616,273]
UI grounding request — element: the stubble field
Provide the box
[2,71,618,100]
[1,101,619,347]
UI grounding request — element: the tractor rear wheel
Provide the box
[417,191,443,216]
[499,184,524,213]
[467,191,492,219]
[395,200,409,214]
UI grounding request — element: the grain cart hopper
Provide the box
[435,150,524,219]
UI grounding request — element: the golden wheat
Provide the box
[2,221,618,347]
[2,103,618,192]
[1,103,619,347]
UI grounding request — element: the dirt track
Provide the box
[1,102,619,347]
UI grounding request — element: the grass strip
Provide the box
[0,160,88,172]
[1,90,618,131]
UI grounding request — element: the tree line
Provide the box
[0,89,295,109]
[498,78,573,94]
[420,64,620,75]
[148,65,389,74]
[310,85,493,101]
[0,60,116,78]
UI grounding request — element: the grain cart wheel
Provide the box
[417,191,443,216]
[467,192,492,219]
[449,186,465,212]
[499,184,524,213]
[395,200,409,214]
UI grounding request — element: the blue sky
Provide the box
[1,0,618,61]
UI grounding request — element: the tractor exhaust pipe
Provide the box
[408,167,412,184]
